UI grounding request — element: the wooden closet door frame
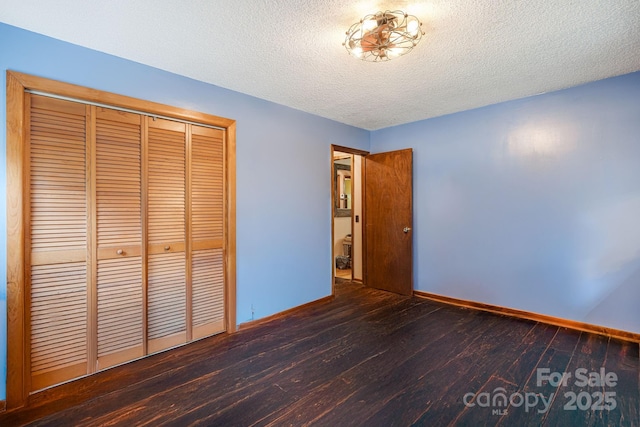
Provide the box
[5,71,237,409]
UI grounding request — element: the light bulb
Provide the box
[407,19,419,36]
[387,47,402,58]
[362,17,377,32]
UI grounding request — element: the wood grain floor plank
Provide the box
[387,314,541,426]
[240,304,473,427]
[600,338,640,427]
[494,327,582,426]
[544,332,610,426]
[448,322,559,426]
[306,311,506,427]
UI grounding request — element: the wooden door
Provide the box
[364,149,413,295]
[95,107,144,369]
[190,125,226,339]
[146,118,187,353]
[27,95,89,391]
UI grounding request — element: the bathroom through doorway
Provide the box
[332,145,366,285]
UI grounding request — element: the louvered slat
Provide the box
[29,95,88,391]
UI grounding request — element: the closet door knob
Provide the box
[116,249,124,255]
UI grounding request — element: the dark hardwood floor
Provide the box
[1,281,638,426]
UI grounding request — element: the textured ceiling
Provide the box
[1,0,639,130]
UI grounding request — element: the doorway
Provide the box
[331,145,367,285]
[333,151,355,281]
[331,144,414,296]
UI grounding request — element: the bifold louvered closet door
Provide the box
[29,95,89,391]
[147,118,187,353]
[95,107,144,370]
[27,94,226,392]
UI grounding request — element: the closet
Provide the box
[26,93,226,392]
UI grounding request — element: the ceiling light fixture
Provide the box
[343,10,424,62]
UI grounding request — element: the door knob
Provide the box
[403,227,411,233]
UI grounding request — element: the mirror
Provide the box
[334,157,352,217]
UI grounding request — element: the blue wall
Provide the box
[371,72,640,336]
[0,23,369,400]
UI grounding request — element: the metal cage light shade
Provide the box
[343,10,424,62]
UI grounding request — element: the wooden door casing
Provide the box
[364,149,413,296]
